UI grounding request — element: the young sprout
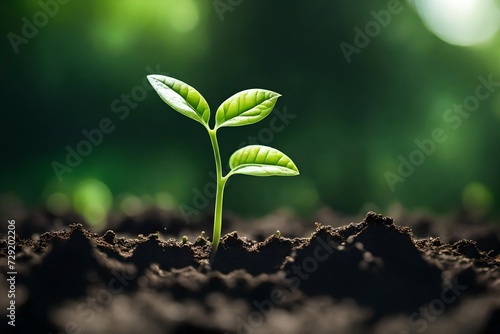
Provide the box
[147,75,299,259]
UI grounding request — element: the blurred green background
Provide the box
[1,0,499,226]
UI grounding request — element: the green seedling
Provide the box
[147,75,299,258]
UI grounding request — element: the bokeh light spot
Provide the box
[155,192,176,210]
[414,0,500,46]
[462,182,494,215]
[120,194,144,217]
[165,0,199,33]
[73,179,113,228]
[46,192,71,216]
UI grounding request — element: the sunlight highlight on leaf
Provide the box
[215,89,280,128]
[229,145,299,177]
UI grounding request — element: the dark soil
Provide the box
[1,210,499,334]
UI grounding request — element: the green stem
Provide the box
[208,128,227,259]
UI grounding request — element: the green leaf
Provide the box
[147,75,210,126]
[228,145,299,177]
[215,89,280,128]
